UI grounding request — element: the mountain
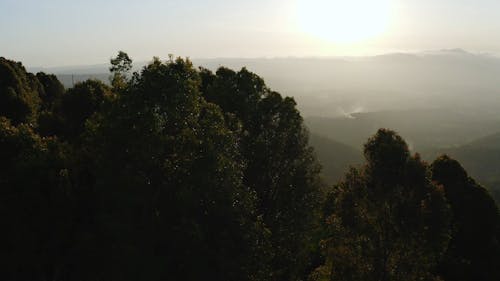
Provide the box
[429,131,500,183]
[28,50,500,117]
[460,132,500,149]
[195,50,500,117]
[306,109,500,152]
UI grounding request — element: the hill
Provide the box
[306,109,500,152]
[309,133,362,184]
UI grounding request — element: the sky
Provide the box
[2,0,500,67]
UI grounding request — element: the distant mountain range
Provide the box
[28,49,500,118]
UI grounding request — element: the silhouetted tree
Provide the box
[201,67,323,281]
[431,155,500,281]
[58,79,113,139]
[0,117,73,281]
[0,57,42,124]
[36,72,65,110]
[109,50,133,91]
[35,72,66,137]
[312,129,451,281]
[82,56,268,281]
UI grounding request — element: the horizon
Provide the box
[23,48,500,70]
[4,0,500,66]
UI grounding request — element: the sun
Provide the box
[296,0,391,43]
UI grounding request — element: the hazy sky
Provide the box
[2,0,500,67]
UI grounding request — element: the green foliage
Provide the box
[110,50,133,73]
[61,80,113,138]
[0,117,72,280]
[201,67,324,281]
[0,57,42,124]
[431,155,500,281]
[315,129,451,281]
[82,57,269,281]
[36,72,65,110]
[109,50,133,91]
[38,79,113,139]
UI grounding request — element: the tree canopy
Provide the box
[0,53,498,281]
[312,129,451,281]
[0,57,42,124]
[431,155,500,281]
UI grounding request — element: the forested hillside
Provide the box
[308,133,362,183]
[1,54,499,281]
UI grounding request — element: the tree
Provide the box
[57,79,113,139]
[36,72,65,111]
[0,117,73,281]
[81,56,268,281]
[431,155,500,281]
[200,67,323,281]
[314,129,451,281]
[109,50,133,91]
[0,57,42,124]
[35,72,67,137]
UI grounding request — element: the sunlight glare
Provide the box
[297,0,392,43]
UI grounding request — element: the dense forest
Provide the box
[1,52,500,281]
